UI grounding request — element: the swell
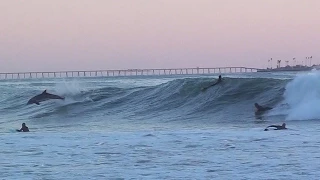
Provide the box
[0,77,289,124]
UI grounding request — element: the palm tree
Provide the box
[277,60,281,68]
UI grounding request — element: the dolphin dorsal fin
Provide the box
[42,90,47,94]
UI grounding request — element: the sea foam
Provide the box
[284,70,320,120]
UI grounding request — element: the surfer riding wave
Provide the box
[202,75,222,91]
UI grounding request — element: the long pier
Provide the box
[0,67,258,80]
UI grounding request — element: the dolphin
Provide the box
[27,90,65,105]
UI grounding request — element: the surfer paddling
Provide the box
[202,75,222,91]
[16,123,29,132]
[264,123,287,131]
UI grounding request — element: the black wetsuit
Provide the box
[264,124,287,131]
[17,126,29,132]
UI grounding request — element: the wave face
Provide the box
[0,72,319,131]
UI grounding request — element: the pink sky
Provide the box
[0,0,319,72]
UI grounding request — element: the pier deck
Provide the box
[0,67,258,79]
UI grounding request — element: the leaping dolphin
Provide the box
[27,90,65,105]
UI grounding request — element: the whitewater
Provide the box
[1,71,320,179]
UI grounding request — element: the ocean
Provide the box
[1,71,320,179]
